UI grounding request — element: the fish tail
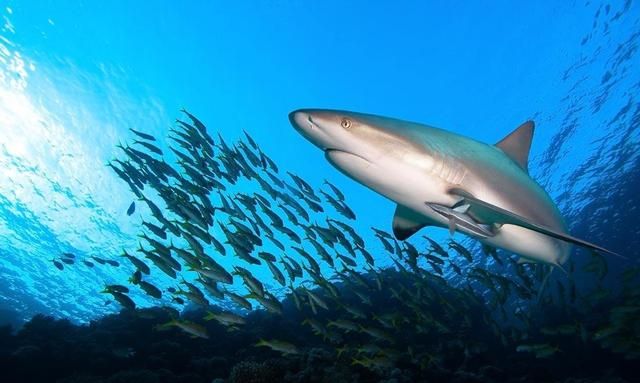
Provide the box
[351,358,364,367]
[155,320,176,331]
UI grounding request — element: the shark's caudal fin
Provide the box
[449,188,625,259]
[495,121,534,174]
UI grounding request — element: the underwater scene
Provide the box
[0,1,639,382]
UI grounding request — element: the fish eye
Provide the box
[341,118,352,129]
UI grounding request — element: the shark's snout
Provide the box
[289,110,311,142]
[289,109,315,134]
[289,109,330,150]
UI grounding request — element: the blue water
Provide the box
[0,0,638,344]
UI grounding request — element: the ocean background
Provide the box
[0,1,638,382]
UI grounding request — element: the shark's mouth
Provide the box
[324,149,371,164]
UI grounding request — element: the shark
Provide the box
[289,109,619,266]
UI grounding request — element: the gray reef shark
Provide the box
[289,109,619,266]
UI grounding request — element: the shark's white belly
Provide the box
[484,225,566,264]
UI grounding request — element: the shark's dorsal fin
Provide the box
[392,205,429,240]
[495,121,534,173]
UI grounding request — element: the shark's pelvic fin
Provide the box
[392,204,431,240]
[449,188,624,258]
[495,121,534,173]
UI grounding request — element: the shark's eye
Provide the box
[341,118,352,129]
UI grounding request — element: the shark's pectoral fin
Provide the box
[392,205,434,240]
[449,188,623,258]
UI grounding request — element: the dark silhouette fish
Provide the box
[126,201,135,216]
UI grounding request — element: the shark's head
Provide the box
[289,109,423,177]
[289,108,443,206]
[290,109,372,160]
